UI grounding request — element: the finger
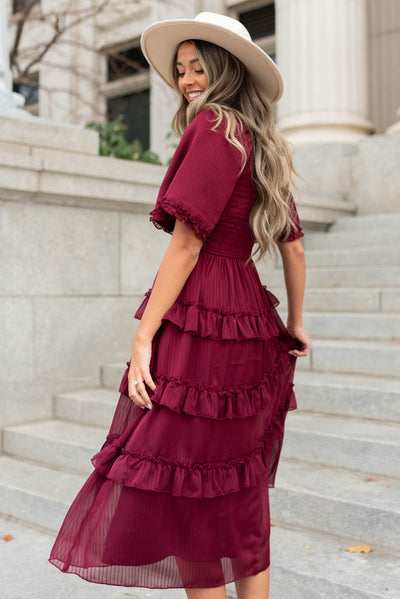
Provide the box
[137,369,157,401]
[144,370,157,392]
[129,390,147,408]
[129,393,147,409]
[289,349,307,357]
[135,380,152,406]
[297,348,310,357]
[128,380,148,408]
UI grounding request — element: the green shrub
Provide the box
[85,117,162,165]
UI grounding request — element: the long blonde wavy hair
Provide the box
[169,39,305,263]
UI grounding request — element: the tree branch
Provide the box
[15,0,113,77]
[9,0,40,66]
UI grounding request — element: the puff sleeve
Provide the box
[277,194,304,242]
[149,109,248,243]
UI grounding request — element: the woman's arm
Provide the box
[129,219,204,408]
[277,238,311,357]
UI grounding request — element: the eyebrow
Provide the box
[176,58,200,66]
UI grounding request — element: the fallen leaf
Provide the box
[386,483,391,487]
[2,534,13,541]
[270,523,275,527]
[305,545,309,550]
[346,544,374,553]
[365,477,376,482]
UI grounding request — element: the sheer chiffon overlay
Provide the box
[48,109,304,589]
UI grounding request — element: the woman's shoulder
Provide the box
[186,108,251,144]
[185,108,219,135]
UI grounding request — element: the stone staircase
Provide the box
[1,213,400,598]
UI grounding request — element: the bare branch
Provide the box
[16,40,149,78]
[106,51,149,78]
[14,62,103,89]
[35,82,105,120]
[9,0,40,66]
[14,0,113,78]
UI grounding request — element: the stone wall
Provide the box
[0,115,169,430]
[291,130,400,216]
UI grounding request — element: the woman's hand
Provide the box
[128,333,157,410]
[287,327,311,358]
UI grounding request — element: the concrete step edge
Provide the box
[293,370,400,389]
[264,524,400,599]
[3,418,108,437]
[308,338,400,349]
[286,411,400,436]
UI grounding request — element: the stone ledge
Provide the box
[0,150,163,213]
[0,114,99,156]
[0,149,356,222]
[32,146,167,184]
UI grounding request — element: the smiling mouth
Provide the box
[188,91,202,99]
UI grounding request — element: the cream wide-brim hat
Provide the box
[140,11,284,104]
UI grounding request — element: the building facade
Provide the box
[7,0,400,164]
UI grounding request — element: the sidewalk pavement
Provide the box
[0,516,187,599]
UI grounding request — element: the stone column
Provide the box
[386,107,400,135]
[275,0,374,144]
[0,1,27,114]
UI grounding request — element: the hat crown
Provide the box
[194,12,252,43]
[140,11,283,103]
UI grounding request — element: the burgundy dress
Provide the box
[48,108,304,589]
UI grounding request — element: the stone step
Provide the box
[4,418,399,549]
[274,286,399,313]
[301,339,400,378]
[282,412,400,477]
[280,311,400,341]
[306,246,400,267]
[264,246,400,269]
[0,455,86,533]
[293,370,400,422]
[303,228,400,250]
[264,265,400,288]
[59,368,400,437]
[54,387,119,428]
[330,212,400,232]
[294,193,357,227]
[102,362,129,391]
[266,525,400,599]
[2,420,106,475]
[270,460,400,551]
[2,504,399,599]
[0,516,177,599]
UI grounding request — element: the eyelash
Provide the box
[177,69,204,77]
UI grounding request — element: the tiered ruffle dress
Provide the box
[48,108,304,589]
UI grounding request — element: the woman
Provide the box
[48,12,311,599]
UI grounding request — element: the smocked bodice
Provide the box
[202,155,257,261]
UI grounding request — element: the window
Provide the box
[237,3,276,69]
[13,0,40,14]
[107,47,149,82]
[237,3,277,120]
[103,44,150,151]
[107,89,150,150]
[238,3,275,40]
[13,73,39,107]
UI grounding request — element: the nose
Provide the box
[181,71,195,86]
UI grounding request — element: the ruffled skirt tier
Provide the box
[48,250,299,589]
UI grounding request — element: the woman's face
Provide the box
[176,41,208,103]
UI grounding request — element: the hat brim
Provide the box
[140,19,283,103]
